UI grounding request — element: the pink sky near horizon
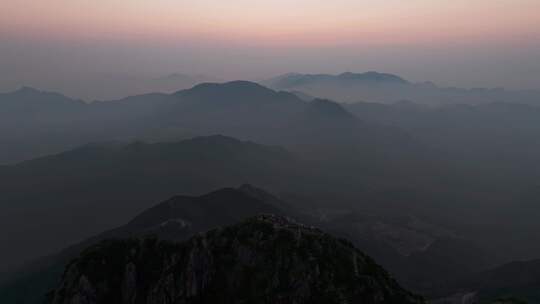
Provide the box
[2,0,540,47]
[2,0,540,96]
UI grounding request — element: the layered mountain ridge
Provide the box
[263,72,540,105]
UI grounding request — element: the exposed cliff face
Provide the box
[49,215,424,304]
[0,186,286,304]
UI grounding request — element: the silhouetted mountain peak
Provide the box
[237,184,283,203]
[178,80,273,98]
[170,81,307,111]
[306,98,357,120]
[181,134,244,145]
[0,86,84,110]
[48,215,424,304]
[199,186,267,202]
[9,86,79,101]
[14,86,42,95]
[120,185,285,238]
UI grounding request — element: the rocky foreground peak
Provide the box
[48,215,424,304]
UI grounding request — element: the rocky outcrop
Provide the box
[49,215,424,304]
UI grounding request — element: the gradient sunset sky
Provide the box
[1,0,540,98]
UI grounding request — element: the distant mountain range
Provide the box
[4,73,221,101]
[265,71,409,89]
[0,81,422,167]
[3,79,540,263]
[3,77,540,167]
[0,130,439,277]
[0,135,316,272]
[263,72,540,105]
[2,76,540,303]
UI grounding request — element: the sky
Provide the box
[1,0,540,99]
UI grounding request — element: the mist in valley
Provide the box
[1,1,540,304]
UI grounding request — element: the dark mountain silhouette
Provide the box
[149,73,221,93]
[0,87,85,113]
[0,81,399,164]
[123,185,285,237]
[304,98,357,120]
[283,98,362,153]
[47,215,424,304]
[0,127,438,280]
[266,96,428,179]
[3,80,540,303]
[0,185,501,304]
[0,82,427,189]
[0,135,312,273]
[344,100,540,261]
[154,81,306,140]
[1,186,432,304]
[0,186,289,304]
[175,80,298,103]
[0,87,172,164]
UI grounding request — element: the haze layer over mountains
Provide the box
[1,72,540,304]
[263,72,540,105]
